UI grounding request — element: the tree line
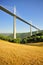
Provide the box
[0,32,43,44]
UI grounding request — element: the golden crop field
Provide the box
[0,40,43,65]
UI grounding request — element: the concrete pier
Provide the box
[30,21,32,36]
[13,7,16,39]
[13,16,16,39]
[30,25,32,36]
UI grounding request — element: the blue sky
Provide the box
[0,0,43,33]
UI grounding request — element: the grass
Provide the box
[0,40,43,65]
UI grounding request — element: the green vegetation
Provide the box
[21,32,43,43]
[0,34,21,43]
[0,30,43,44]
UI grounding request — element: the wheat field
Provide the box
[0,40,43,65]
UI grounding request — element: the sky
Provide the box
[0,0,43,33]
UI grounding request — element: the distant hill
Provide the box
[0,30,43,39]
[0,30,43,43]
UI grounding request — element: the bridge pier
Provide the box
[13,7,16,39]
[13,16,16,39]
[30,21,32,36]
[30,25,32,36]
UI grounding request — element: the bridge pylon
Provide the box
[13,6,16,39]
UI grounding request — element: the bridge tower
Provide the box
[30,21,32,36]
[13,6,16,39]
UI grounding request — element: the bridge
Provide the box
[0,6,40,39]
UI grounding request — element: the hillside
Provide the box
[0,40,43,65]
[0,30,43,39]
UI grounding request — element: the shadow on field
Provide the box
[27,42,43,47]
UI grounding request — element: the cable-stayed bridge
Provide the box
[0,6,40,39]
